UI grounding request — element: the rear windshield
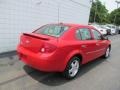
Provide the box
[34,25,69,37]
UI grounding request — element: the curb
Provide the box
[0,51,17,58]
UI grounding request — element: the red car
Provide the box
[17,23,111,79]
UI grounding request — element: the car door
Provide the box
[91,29,107,58]
[76,28,98,64]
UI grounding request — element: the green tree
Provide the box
[109,8,120,25]
[89,0,108,24]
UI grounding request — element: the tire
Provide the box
[62,56,81,79]
[119,30,120,34]
[103,47,111,58]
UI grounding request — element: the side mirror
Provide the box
[102,36,108,40]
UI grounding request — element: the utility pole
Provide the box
[116,0,120,8]
[113,0,120,25]
[93,0,97,23]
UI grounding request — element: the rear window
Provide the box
[34,25,69,37]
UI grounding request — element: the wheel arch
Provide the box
[61,50,84,72]
[71,54,83,62]
[108,44,111,51]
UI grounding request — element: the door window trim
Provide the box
[91,29,102,40]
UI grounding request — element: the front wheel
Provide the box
[103,47,111,58]
[62,57,80,79]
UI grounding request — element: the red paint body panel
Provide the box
[17,23,111,72]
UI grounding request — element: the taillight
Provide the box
[20,34,26,45]
[20,35,23,45]
[40,43,57,53]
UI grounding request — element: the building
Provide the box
[0,0,92,53]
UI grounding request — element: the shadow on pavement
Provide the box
[24,57,106,86]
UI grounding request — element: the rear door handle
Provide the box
[81,45,87,48]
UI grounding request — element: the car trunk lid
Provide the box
[20,33,58,53]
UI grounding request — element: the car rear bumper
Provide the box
[17,45,64,72]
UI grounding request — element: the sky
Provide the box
[100,0,119,12]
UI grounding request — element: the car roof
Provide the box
[47,23,93,29]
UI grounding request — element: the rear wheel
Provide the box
[62,56,81,79]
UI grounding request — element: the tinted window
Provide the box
[92,29,102,40]
[79,28,92,40]
[34,25,69,37]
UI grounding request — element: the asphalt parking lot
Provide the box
[0,35,120,90]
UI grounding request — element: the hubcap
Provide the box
[69,60,79,77]
[105,48,110,57]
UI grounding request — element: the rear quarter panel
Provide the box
[56,39,85,71]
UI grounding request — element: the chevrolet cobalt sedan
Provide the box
[17,23,111,79]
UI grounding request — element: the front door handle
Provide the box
[96,43,100,46]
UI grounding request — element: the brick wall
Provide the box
[0,0,92,53]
